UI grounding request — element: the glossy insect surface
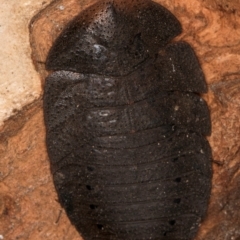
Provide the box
[43,0,212,239]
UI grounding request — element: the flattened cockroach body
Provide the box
[44,0,212,239]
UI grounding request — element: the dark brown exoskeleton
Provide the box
[43,0,212,239]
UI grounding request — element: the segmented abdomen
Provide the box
[44,43,211,240]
